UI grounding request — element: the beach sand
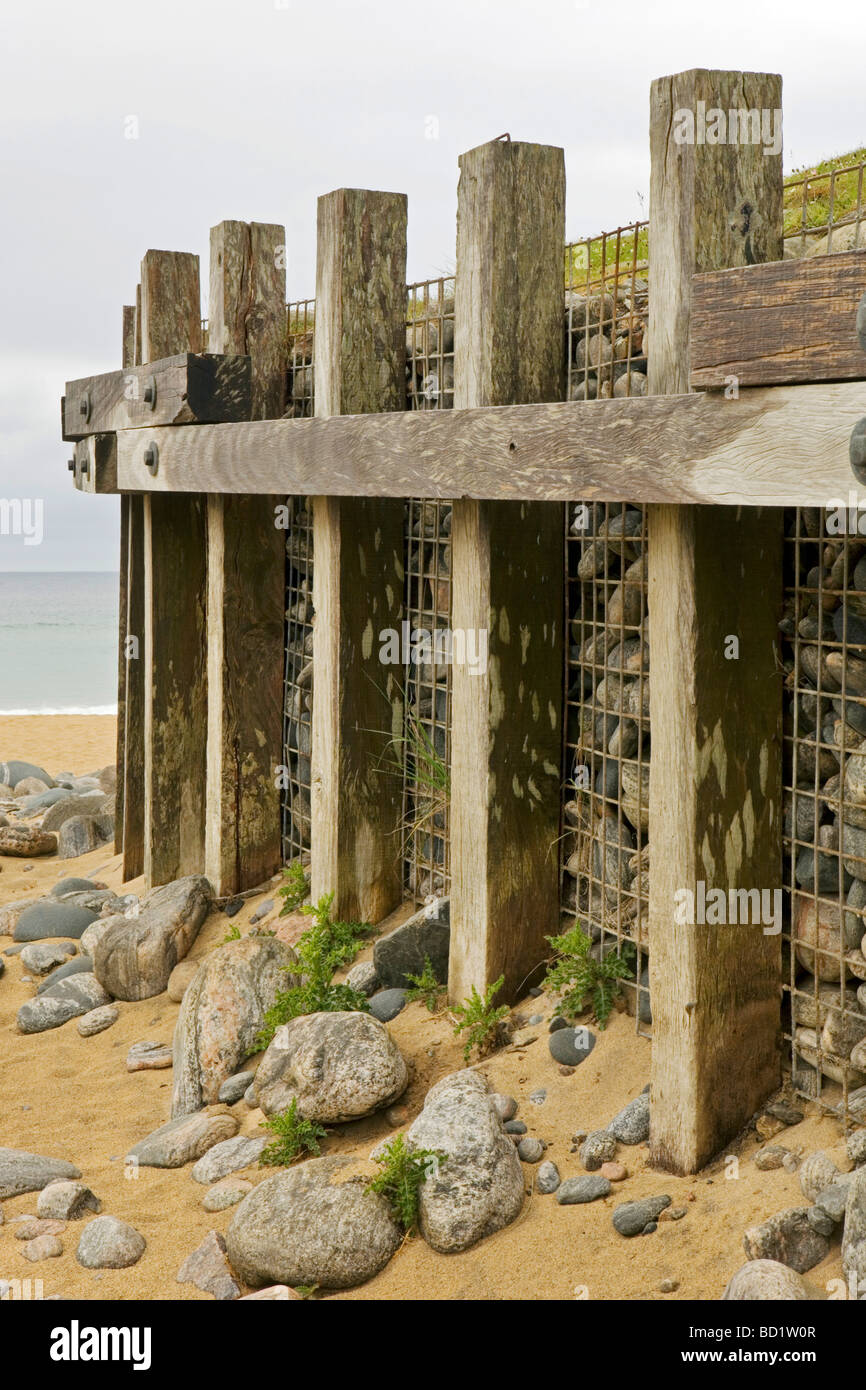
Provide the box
[0,715,853,1301]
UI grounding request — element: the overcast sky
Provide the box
[1,0,864,571]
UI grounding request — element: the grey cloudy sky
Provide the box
[1,0,864,571]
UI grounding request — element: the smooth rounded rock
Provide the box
[253,1011,407,1122]
[226,1156,402,1290]
[517,1136,545,1163]
[549,1026,596,1067]
[19,940,76,974]
[613,1195,672,1236]
[77,1005,119,1037]
[203,1178,253,1212]
[368,988,408,1022]
[37,1181,101,1220]
[218,1072,256,1104]
[723,1259,809,1300]
[557,1175,612,1205]
[536,1161,561,1193]
[580,1131,618,1170]
[191,1135,267,1185]
[126,1113,239,1169]
[0,1147,81,1200]
[76,1215,146,1269]
[13,902,96,942]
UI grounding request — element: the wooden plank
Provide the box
[122,306,136,374]
[134,285,142,367]
[647,68,785,1176]
[63,354,252,438]
[310,188,406,922]
[140,251,202,359]
[449,139,565,1006]
[115,488,129,854]
[113,379,866,507]
[204,220,286,895]
[691,251,866,387]
[140,249,208,886]
[70,435,117,493]
[122,495,145,881]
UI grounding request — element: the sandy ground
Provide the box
[0,716,855,1301]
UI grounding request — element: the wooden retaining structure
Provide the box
[62,68,866,1175]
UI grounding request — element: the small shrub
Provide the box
[221,922,242,945]
[405,955,447,1013]
[278,860,309,917]
[259,1099,328,1167]
[365,1133,445,1234]
[452,975,509,1062]
[255,892,372,1047]
[542,923,634,1028]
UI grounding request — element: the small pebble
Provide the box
[385,1104,411,1127]
[557,1175,611,1205]
[600,1161,628,1182]
[660,1278,680,1293]
[504,1120,527,1135]
[21,1234,63,1262]
[518,1137,546,1163]
[249,898,275,925]
[527,1013,544,1025]
[529,1089,547,1105]
[559,1065,575,1076]
[580,1130,618,1171]
[643,1222,658,1234]
[549,1015,569,1034]
[15,1218,67,1240]
[754,1144,791,1172]
[127,1040,172,1071]
[491,1094,518,1122]
[549,1025,596,1068]
[77,1004,119,1037]
[218,1072,256,1105]
[224,897,244,917]
[536,1161,561,1194]
[528,986,543,997]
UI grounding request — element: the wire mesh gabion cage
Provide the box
[560,224,652,1034]
[280,300,316,865]
[402,277,455,903]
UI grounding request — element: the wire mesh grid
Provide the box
[402,277,455,903]
[280,300,316,866]
[783,157,866,258]
[561,226,652,1033]
[780,509,866,1124]
[777,180,866,1123]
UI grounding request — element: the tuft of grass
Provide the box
[452,976,509,1063]
[365,1133,446,1234]
[278,860,309,917]
[405,955,447,1013]
[256,892,372,1048]
[542,923,634,1029]
[221,922,242,945]
[259,1098,328,1167]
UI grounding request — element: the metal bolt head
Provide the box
[858,292,866,355]
[79,390,91,422]
[851,417,866,486]
[67,458,75,473]
[143,442,159,475]
[143,375,156,408]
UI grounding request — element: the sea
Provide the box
[0,572,119,714]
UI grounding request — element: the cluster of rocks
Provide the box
[565,283,649,401]
[0,1148,145,1270]
[563,503,651,1020]
[778,525,866,1109]
[0,758,116,861]
[724,1132,866,1299]
[4,874,211,1035]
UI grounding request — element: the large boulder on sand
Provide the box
[406,1069,525,1253]
[253,1011,407,1122]
[172,936,299,1117]
[226,1156,402,1290]
[93,875,212,1001]
[722,1259,810,1300]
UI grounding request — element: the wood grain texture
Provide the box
[134,285,142,367]
[140,250,208,887]
[122,306,136,373]
[449,139,566,1007]
[71,435,117,493]
[114,379,866,506]
[115,494,129,854]
[648,69,785,1175]
[63,354,252,438]
[691,252,866,387]
[205,220,286,894]
[311,189,407,922]
[122,495,145,881]
[140,250,202,359]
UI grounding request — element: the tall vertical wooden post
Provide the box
[310,189,406,922]
[120,293,145,877]
[115,307,135,854]
[647,70,785,1173]
[448,140,565,1005]
[141,250,208,887]
[205,221,286,894]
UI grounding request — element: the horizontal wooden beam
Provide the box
[69,435,117,493]
[62,353,252,440]
[691,251,866,389]
[108,380,866,506]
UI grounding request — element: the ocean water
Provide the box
[0,572,119,714]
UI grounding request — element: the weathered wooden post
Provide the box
[449,139,565,1004]
[140,251,208,886]
[119,290,145,877]
[647,70,785,1173]
[310,189,407,921]
[205,221,286,894]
